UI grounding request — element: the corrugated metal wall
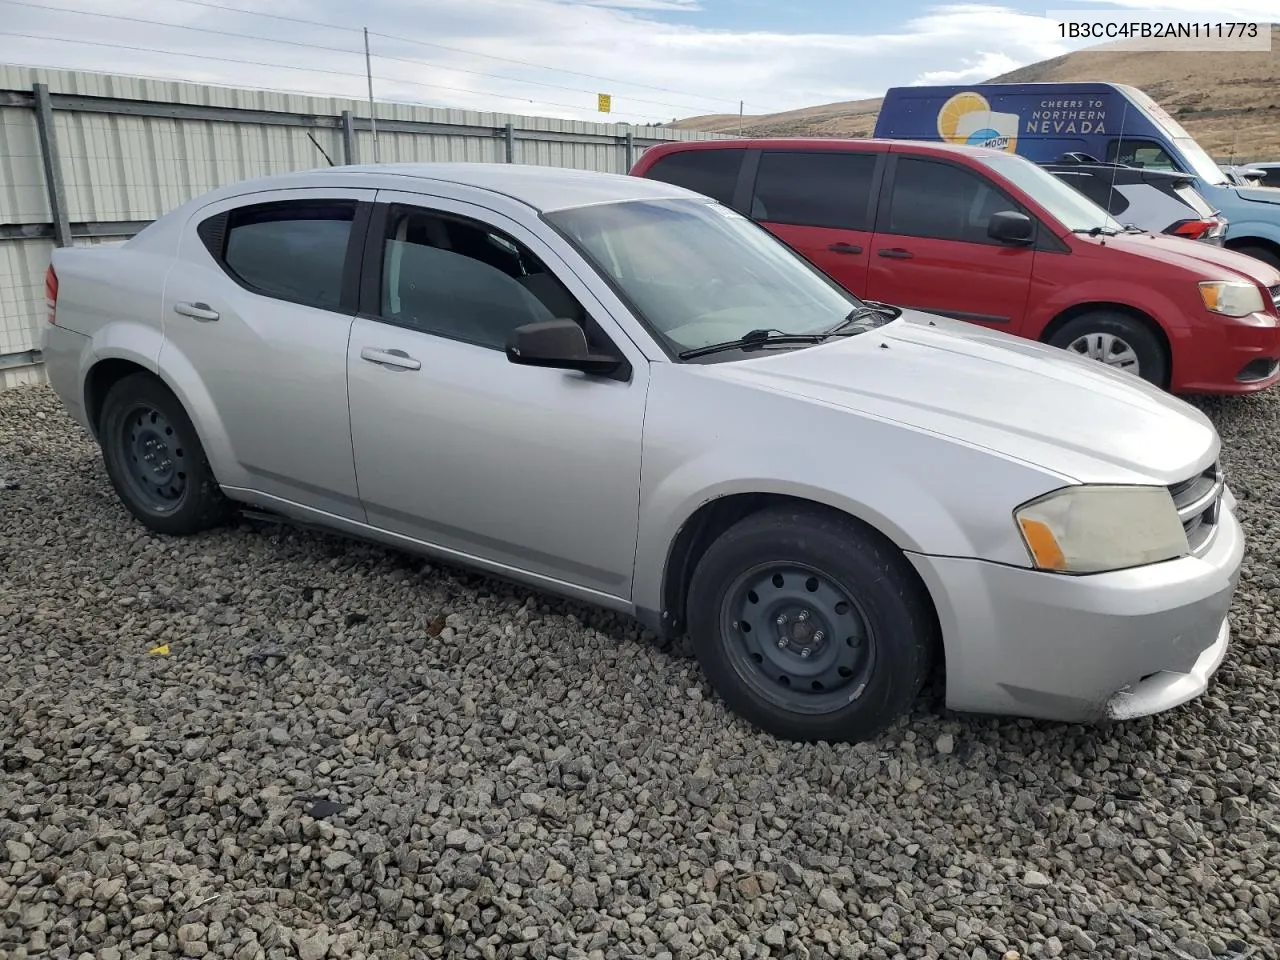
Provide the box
[0,64,723,388]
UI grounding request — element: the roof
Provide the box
[196,162,700,214]
[639,137,1017,160]
[1040,163,1195,184]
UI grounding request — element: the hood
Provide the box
[1235,185,1280,207]
[706,312,1219,486]
[1091,232,1280,289]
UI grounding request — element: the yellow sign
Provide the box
[597,93,612,114]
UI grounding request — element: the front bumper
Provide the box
[906,493,1244,723]
[1173,312,1280,394]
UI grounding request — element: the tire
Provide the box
[685,505,936,744]
[1045,310,1169,388]
[1231,244,1280,271]
[97,372,231,536]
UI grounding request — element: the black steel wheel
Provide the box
[98,372,231,535]
[687,504,936,744]
[117,401,188,512]
[721,563,877,714]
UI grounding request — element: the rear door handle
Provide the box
[174,301,220,321]
[360,346,421,371]
[877,248,914,260]
[827,242,863,254]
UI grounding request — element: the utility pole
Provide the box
[739,100,743,136]
[364,27,380,163]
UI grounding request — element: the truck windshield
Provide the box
[1173,138,1230,186]
[976,154,1125,234]
[1115,84,1229,187]
[545,197,865,356]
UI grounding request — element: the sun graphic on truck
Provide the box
[936,92,1019,152]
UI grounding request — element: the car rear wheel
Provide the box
[98,372,231,536]
[685,505,936,744]
[1046,311,1169,388]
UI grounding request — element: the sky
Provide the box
[0,0,1275,125]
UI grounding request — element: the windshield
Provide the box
[975,154,1125,233]
[545,197,864,355]
[1174,137,1230,186]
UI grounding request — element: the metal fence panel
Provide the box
[0,105,48,224]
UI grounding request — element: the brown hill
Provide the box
[674,27,1280,160]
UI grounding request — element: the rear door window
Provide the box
[750,151,878,230]
[641,149,744,206]
[210,200,357,311]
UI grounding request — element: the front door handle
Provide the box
[174,301,220,321]
[360,346,421,371]
[828,242,863,254]
[877,248,914,260]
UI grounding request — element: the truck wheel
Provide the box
[685,505,936,744]
[1046,311,1169,388]
[1232,245,1280,271]
[98,372,232,536]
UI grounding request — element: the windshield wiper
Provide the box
[1073,225,1120,237]
[822,302,901,336]
[677,327,825,360]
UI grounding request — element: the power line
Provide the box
[0,31,606,115]
[165,0,742,108]
[0,58,425,108]
[0,0,729,116]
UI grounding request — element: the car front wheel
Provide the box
[686,505,937,744]
[98,372,231,536]
[1045,311,1169,388]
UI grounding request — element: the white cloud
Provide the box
[916,52,1025,85]
[0,0,1185,124]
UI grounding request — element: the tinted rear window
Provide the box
[1054,171,1128,216]
[751,151,878,230]
[641,149,744,206]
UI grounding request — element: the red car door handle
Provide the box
[827,242,863,254]
[878,248,914,260]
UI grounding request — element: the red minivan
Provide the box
[631,138,1280,394]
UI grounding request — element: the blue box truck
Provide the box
[873,82,1280,269]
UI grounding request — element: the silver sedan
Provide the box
[41,162,1243,743]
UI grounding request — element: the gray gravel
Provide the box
[2,382,1279,960]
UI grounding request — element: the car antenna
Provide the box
[306,130,336,167]
[1100,96,1131,242]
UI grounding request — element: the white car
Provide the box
[41,163,1243,743]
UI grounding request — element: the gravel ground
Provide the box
[1,382,1278,960]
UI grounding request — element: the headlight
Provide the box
[1199,280,1265,317]
[1014,485,1188,574]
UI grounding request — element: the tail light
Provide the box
[44,264,58,325]
[1165,219,1218,240]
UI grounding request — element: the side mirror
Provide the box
[505,319,622,376]
[988,210,1034,244]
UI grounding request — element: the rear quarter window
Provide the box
[640,149,745,206]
